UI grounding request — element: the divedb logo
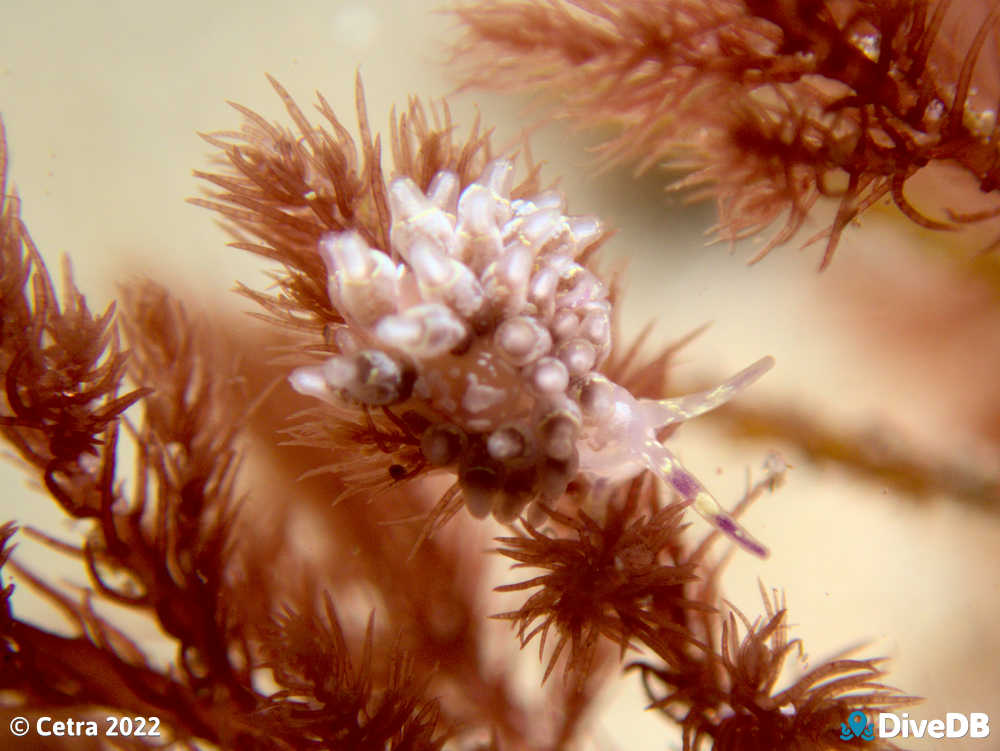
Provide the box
[840,710,991,741]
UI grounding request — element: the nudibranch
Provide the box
[290,159,774,557]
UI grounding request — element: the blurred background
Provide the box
[2,1,999,748]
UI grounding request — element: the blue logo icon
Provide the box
[840,710,875,741]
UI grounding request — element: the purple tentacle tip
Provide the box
[715,515,769,558]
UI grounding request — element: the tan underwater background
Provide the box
[2,1,999,748]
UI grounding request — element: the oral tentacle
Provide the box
[636,356,775,427]
[641,437,769,558]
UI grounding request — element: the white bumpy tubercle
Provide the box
[374,303,469,359]
[319,231,402,329]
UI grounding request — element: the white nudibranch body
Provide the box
[290,159,774,556]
